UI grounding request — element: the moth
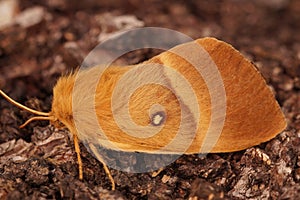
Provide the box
[0,37,287,190]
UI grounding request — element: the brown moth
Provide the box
[0,37,287,190]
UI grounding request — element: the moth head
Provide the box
[4,71,101,131]
[50,75,75,129]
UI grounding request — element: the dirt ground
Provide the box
[0,0,300,199]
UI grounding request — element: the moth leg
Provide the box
[73,134,83,180]
[89,144,116,190]
[151,167,164,177]
[101,158,116,191]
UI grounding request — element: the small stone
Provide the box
[15,6,45,28]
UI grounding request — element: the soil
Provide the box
[0,0,300,199]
